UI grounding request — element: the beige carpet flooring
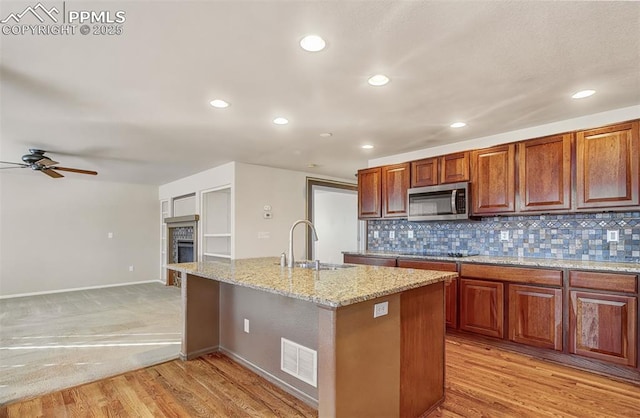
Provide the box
[0,282,181,405]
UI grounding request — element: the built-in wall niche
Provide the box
[201,186,232,261]
[173,193,196,217]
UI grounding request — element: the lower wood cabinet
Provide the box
[397,259,458,328]
[508,285,563,351]
[459,278,504,338]
[569,290,637,367]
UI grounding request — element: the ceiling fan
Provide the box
[0,149,98,178]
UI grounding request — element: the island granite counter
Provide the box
[167,257,457,418]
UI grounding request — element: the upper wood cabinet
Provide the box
[411,152,469,188]
[576,121,639,209]
[440,152,470,184]
[518,134,572,212]
[471,144,516,215]
[382,163,410,218]
[410,157,438,187]
[358,167,382,218]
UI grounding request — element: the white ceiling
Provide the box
[1,1,639,185]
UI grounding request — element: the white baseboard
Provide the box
[219,346,319,409]
[0,280,167,300]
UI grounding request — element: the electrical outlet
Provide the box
[243,318,250,333]
[607,230,619,243]
[128,265,134,272]
[407,230,414,239]
[108,232,113,239]
[500,231,509,241]
[373,301,389,318]
[389,230,395,239]
[373,230,379,239]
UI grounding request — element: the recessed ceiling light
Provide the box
[367,74,390,86]
[209,99,229,108]
[450,122,466,128]
[319,132,333,138]
[571,89,596,99]
[307,163,317,168]
[361,144,374,149]
[300,35,326,52]
[273,117,289,125]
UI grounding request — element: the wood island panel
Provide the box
[182,274,220,360]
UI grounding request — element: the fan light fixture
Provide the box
[450,122,467,128]
[361,144,374,149]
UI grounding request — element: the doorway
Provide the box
[306,178,364,264]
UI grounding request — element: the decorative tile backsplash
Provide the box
[367,212,640,263]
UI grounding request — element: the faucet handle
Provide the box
[280,252,287,267]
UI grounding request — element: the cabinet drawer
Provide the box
[343,255,396,267]
[397,259,457,272]
[569,271,637,293]
[460,264,562,287]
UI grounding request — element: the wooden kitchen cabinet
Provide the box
[459,278,504,338]
[397,259,458,328]
[440,152,470,184]
[569,270,638,367]
[343,254,397,267]
[471,144,515,214]
[518,133,572,212]
[569,291,637,367]
[381,163,410,218]
[410,158,438,187]
[576,120,639,209]
[358,167,382,218]
[508,285,563,350]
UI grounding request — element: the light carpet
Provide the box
[0,282,181,405]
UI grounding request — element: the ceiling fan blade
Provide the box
[41,168,64,178]
[0,161,29,167]
[0,166,28,169]
[34,157,59,166]
[53,166,98,176]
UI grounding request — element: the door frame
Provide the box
[305,177,361,260]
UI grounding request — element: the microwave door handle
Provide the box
[451,189,457,214]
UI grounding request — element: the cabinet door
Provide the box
[471,144,515,214]
[459,279,504,338]
[382,163,410,218]
[518,134,571,212]
[509,285,563,350]
[576,121,639,209]
[445,278,458,329]
[397,259,458,329]
[440,152,470,184]
[411,158,438,187]
[343,254,396,267]
[358,167,382,218]
[570,291,637,367]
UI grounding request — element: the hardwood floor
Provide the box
[2,335,639,417]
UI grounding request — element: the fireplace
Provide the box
[177,240,194,263]
[165,214,199,287]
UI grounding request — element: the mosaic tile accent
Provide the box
[171,226,194,264]
[367,212,640,263]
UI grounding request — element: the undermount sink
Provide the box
[294,261,356,271]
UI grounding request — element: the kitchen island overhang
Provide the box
[167,257,457,418]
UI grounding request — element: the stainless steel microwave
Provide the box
[407,182,470,221]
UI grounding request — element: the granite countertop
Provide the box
[166,257,456,308]
[343,251,640,273]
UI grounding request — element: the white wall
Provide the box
[369,105,640,167]
[0,173,159,297]
[313,187,358,264]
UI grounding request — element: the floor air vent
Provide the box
[281,338,317,387]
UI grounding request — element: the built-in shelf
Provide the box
[201,186,232,261]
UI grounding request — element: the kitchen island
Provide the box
[167,257,457,418]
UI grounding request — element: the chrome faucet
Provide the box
[288,220,319,268]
